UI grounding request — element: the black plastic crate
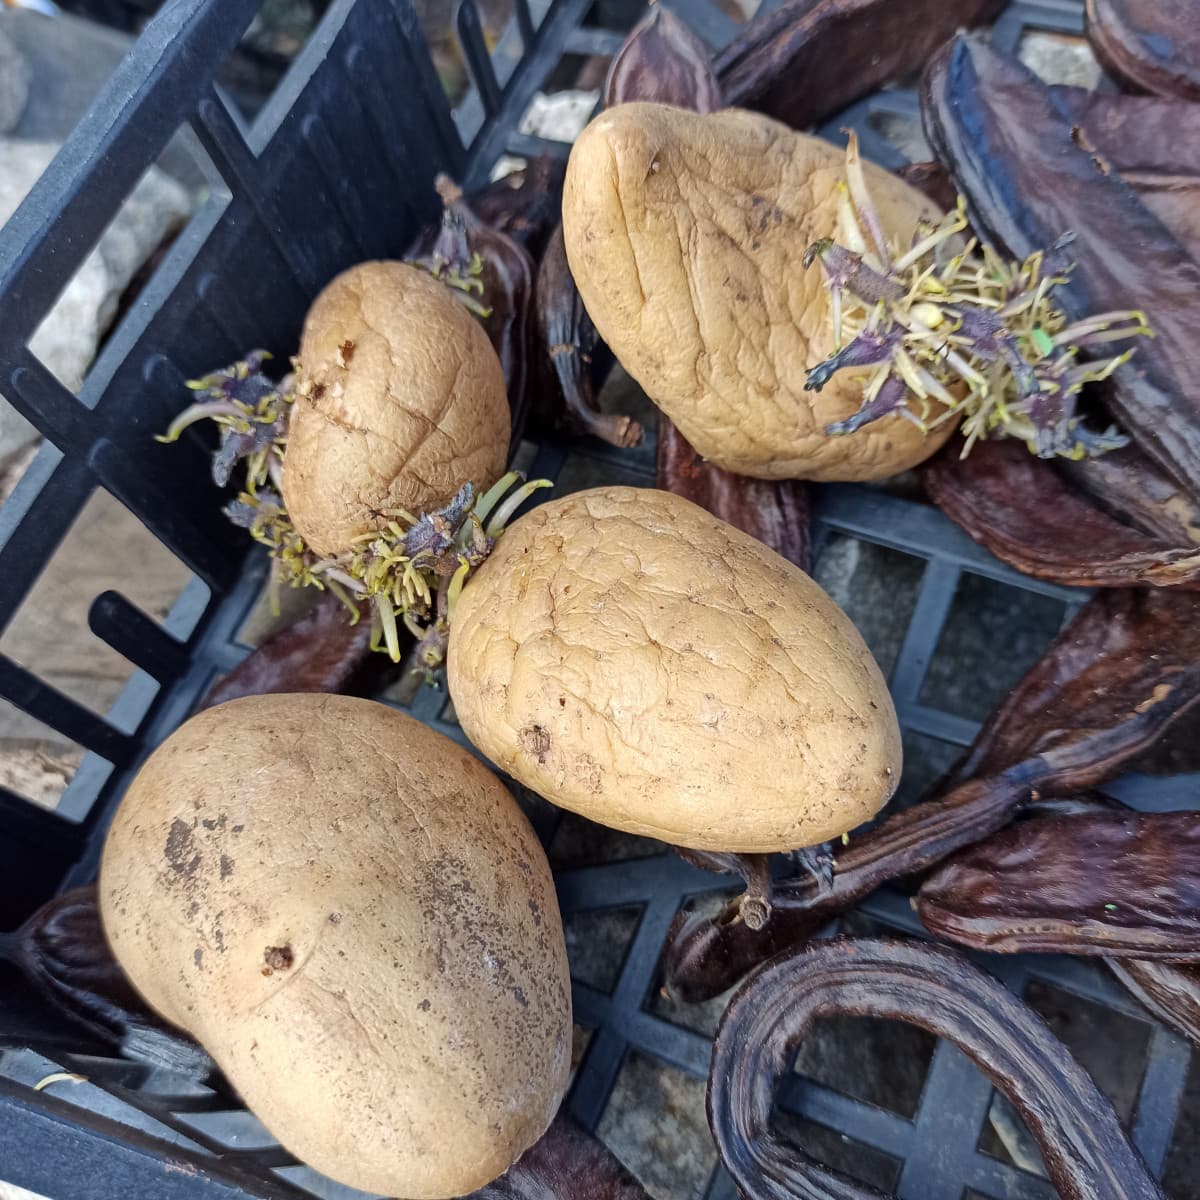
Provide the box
[0,1,1195,1197]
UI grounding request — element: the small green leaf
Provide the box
[1030,327,1055,357]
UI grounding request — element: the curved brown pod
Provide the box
[470,156,566,260]
[715,0,1005,129]
[201,595,374,709]
[1086,0,1200,102]
[1109,959,1200,1046]
[0,886,209,1074]
[605,5,721,114]
[917,812,1200,959]
[536,225,642,449]
[922,439,1200,589]
[473,1115,650,1200]
[708,938,1165,1200]
[923,35,1200,502]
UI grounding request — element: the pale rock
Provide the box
[0,28,29,135]
[0,139,190,462]
[518,89,598,145]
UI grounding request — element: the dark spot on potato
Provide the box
[339,338,356,364]
[311,382,326,401]
[219,854,234,879]
[328,912,342,924]
[264,945,294,972]
[418,998,431,1011]
[164,818,201,878]
[558,696,566,707]
[528,898,542,926]
[193,947,203,968]
[521,724,552,764]
[201,814,227,831]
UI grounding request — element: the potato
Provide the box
[562,103,958,481]
[99,694,570,1198]
[447,487,901,852]
[281,261,510,556]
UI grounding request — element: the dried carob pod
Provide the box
[537,226,642,448]
[201,594,375,710]
[471,1115,650,1200]
[709,938,1165,1200]
[1108,959,1200,1046]
[470,155,567,259]
[605,4,721,113]
[664,587,1200,1000]
[0,886,210,1074]
[922,438,1200,588]
[715,0,1006,128]
[407,175,536,444]
[1049,86,1200,260]
[922,35,1200,502]
[917,811,1200,959]
[1061,444,1200,548]
[1086,0,1200,102]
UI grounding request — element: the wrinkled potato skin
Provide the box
[100,695,570,1199]
[563,104,957,481]
[282,261,510,556]
[448,487,901,851]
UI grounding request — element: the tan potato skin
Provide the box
[562,103,958,481]
[99,694,570,1199]
[281,261,510,556]
[448,487,901,852]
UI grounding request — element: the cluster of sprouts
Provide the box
[159,354,546,676]
[805,133,1152,460]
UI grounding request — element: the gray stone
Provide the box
[0,28,29,135]
[0,138,190,463]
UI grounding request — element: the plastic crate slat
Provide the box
[506,130,574,158]
[888,559,962,708]
[298,114,374,261]
[556,853,727,912]
[776,1074,917,1162]
[382,0,471,177]
[0,655,136,766]
[88,592,191,684]
[893,702,979,746]
[620,1010,713,1079]
[564,26,626,56]
[0,1077,308,1200]
[3,354,93,452]
[813,485,1084,602]
[87,437,244,595]
[1131,1024,1191,1174]
[190,95,328,299]
[461,0,600,189]
[458,0,505,117]
[895,1040,1002,1200]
